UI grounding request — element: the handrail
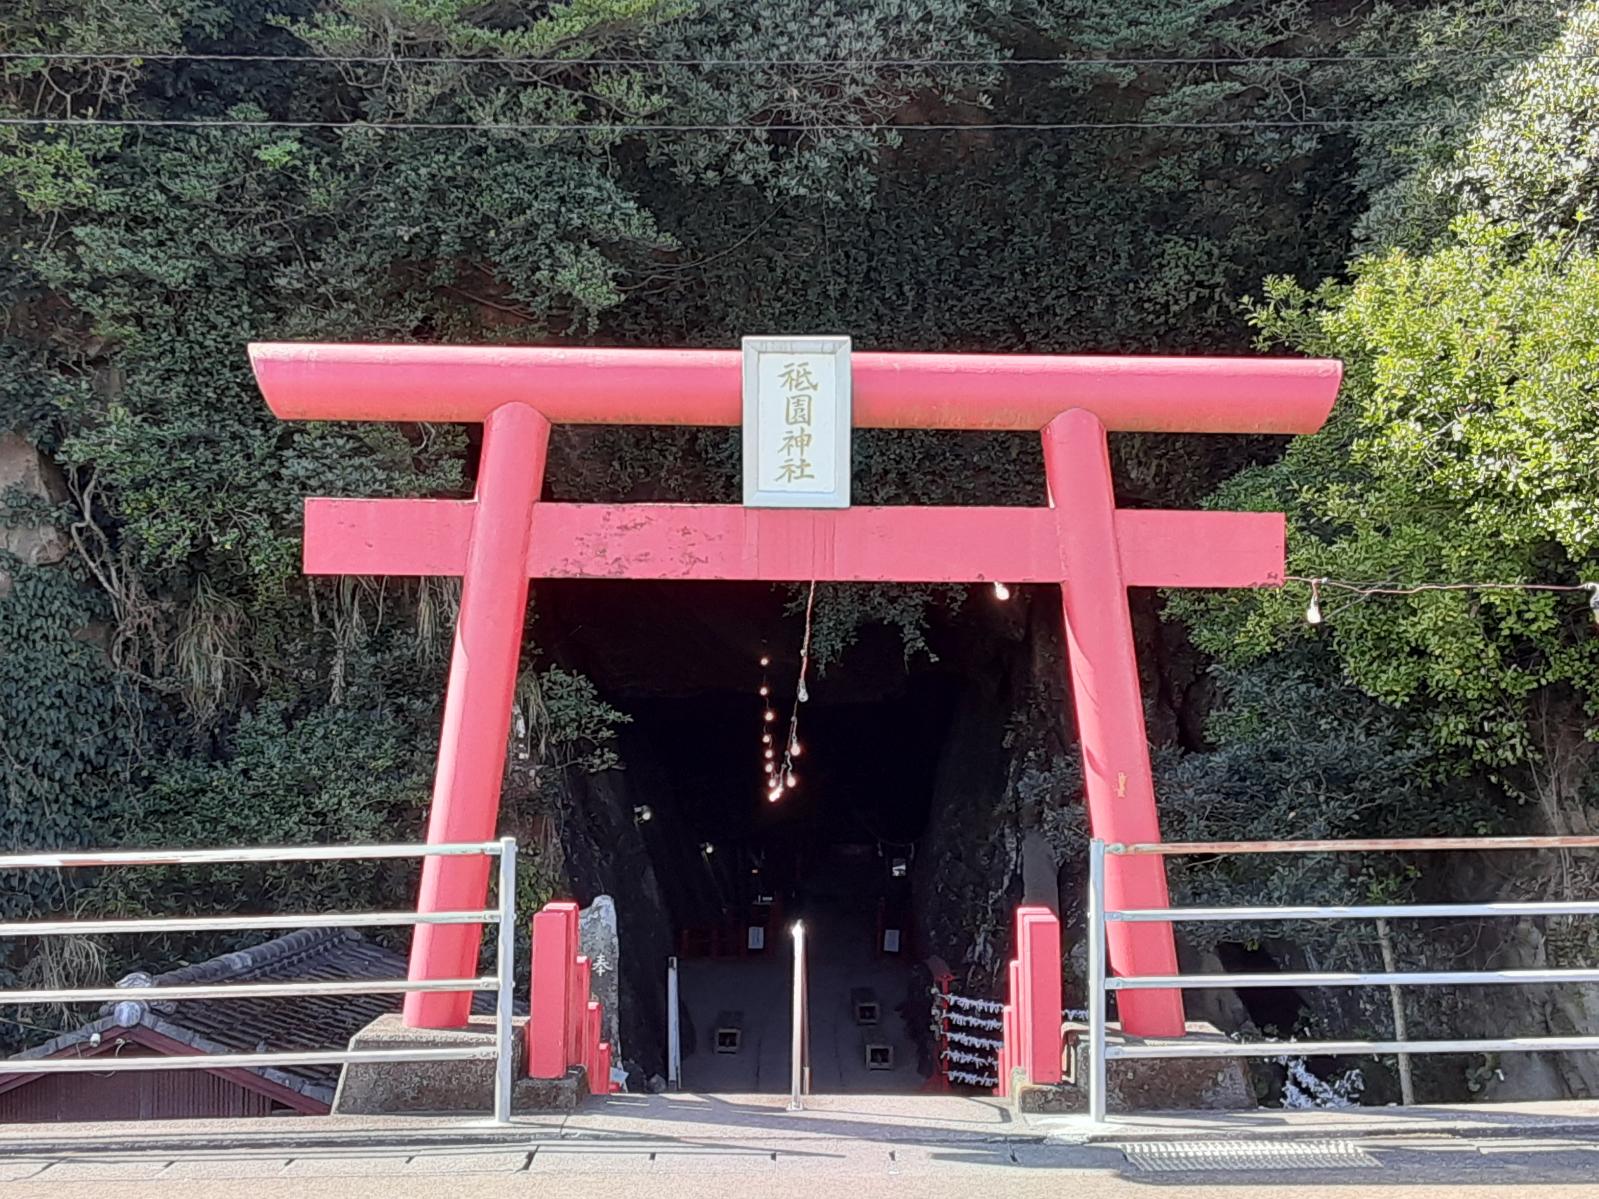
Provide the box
[0,839,519,1124]
[1109,899,1599,922]
[0,910,498,937]
[1112,835,1599,855]
[1083,835,1599,1126]
[0,840,505,869]
[0,977,496,1004]
[1110,966,1599,990]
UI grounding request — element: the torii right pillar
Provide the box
[1044,407,1185,1036]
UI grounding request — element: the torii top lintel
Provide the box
[248,343,1340,434]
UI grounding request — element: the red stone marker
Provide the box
[251,343,1339,1038]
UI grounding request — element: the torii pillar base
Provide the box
[333,1013,591,1114]
[1009,1020,1253,1116]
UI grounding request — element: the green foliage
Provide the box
[521,666,632,775]
[89,701,435,919]
[1174,218,1599,787]
[1355,2,1593,246]
[801,583,966,672]
[1157,658,1492,949]
[0,558,131,882]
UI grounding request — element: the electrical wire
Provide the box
[1285,575,1599,628]
[2,50,1593,67]
[1285,575,1596,596]
[0,116,1465,133]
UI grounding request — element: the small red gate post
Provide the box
[405,402,551,1028]
[584,1001,603,1091]
[1043,409,1185,1037]
[571,956,591,1069]
[528,902,579,1078]
[999,958,1022,1098]
[1016,907,1063,1085]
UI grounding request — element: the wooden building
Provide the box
[0,928,419,1121]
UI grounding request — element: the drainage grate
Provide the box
[1122,1139,1380,1174]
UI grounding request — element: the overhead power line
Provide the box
[0,116,1460,133]
[0,49,1592,68]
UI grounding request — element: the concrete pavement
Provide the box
[4,1095,1599,1195]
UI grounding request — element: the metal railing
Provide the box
[1085,835,1599,1124]
[0,839,519,1123]
[666,954,682,1091]
[789,919,810,1111]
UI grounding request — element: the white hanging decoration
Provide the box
[945,993,1004,1013]
[946,1011,1003,1031]
[940,1047,995,1067]
[945,1069,999,1088]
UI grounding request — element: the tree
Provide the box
[1173,3,1599,831]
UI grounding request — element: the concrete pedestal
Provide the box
[332,1014,588,1115]
[1012,1021,1253,1115]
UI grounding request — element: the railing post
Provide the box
[493,837,516,1124]
[789,920,807,1111]
[666,955,681,1090]
[1087,838,1109,1124]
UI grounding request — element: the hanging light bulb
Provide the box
[764,708,776,722]
[767,787,783,802]
[797,679,809,703]
[789,738,802,757]
[992,581,1011,601]
[701,842,715,855]
[759,685,770,697]
[765,748,774,760]
[760,655,771,668]
[785,772,797,789]
[762,732,772,744]
[1305,579,1324,626]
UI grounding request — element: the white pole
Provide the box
[789,920,807,1112]
[492,837,517,1124]
[667,955,682,1090]
[1087,838,1109,1125]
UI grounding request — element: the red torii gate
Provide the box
[250,343,1340,1039]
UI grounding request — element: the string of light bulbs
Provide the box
[1286,575,1599,626]
[761,581,818,803]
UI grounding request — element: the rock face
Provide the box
[579,895,622,1059]
[0,432,70,594]
[559,759,676,1078]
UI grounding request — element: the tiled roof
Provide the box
[11,928,503,1105]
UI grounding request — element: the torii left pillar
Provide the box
[406,402,549,1028]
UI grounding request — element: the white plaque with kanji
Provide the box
[741,335,851,508]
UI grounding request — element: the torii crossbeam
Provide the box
[251,343,1340,1038]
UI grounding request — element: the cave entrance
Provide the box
[548,578,960,1094]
